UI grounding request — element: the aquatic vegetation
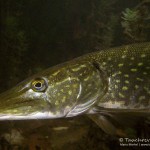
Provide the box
[121,1,150,42]
[122,8,139,22]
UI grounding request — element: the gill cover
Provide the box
[26,60,107,118]
[61,61,108,117]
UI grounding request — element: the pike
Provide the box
[0,43,149,135]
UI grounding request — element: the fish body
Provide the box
[68,42,150,115]
[0,42,149,134]
[87,43,150,110]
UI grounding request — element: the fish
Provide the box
[0,42,149,135]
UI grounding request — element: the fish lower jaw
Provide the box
[0,112,64,120]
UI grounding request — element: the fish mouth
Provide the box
[0,83,55,120]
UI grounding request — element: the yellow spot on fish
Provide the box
[124,74,129,77]
[115,85,118,89]
[116,80,120,83]
[55,101,59,105]
[68,90,72,95]
[88,84,92,87]
[108,57,112,61]
[111,93,115,98]
[139,96,145,101]
[102,62,106,65]
[118,71,122,74]
[73,84,78,88]
[53,70,60,76]
[122,86,128,91]
[84,76,90,81]
[80,64,86,68]
[141,54,146,58]
[60,89,64,92]
[112,73,116,77]
[135,85,139,89]
[130,57,134,60]
[136,78,143,82]
[144,87,150,94]
[138,62,143,66]
[62,97,66,103]
[118,64,124,67]
[72,66,82,71]
[72,64,86,71]
[131,68,137,72]
[52,127,69,131]
[146,67,150,70]
[65,85,70,88]
[119,92,125,98]
[122,55,126,58]
[125,80,129,84]
[65,106,71,111]
[143,72,147,75]
[110,65,114,68]
[92,72,95,76]
[51,85,54,88]
[13,110,18,113]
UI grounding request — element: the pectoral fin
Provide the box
[89,107,150,136]
[89,114,116,134]
[88,114,126,136]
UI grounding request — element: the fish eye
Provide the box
[31,78,47,92]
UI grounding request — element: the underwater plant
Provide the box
[121,1,150,42]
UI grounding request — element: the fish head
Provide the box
[0,76,51,120]
[0,61,107,120]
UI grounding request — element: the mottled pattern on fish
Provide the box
[85,43,150,109]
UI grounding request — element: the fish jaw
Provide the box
[0,112,56,120]
[0,81,65,120]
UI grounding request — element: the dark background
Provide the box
[0,0,150,149]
